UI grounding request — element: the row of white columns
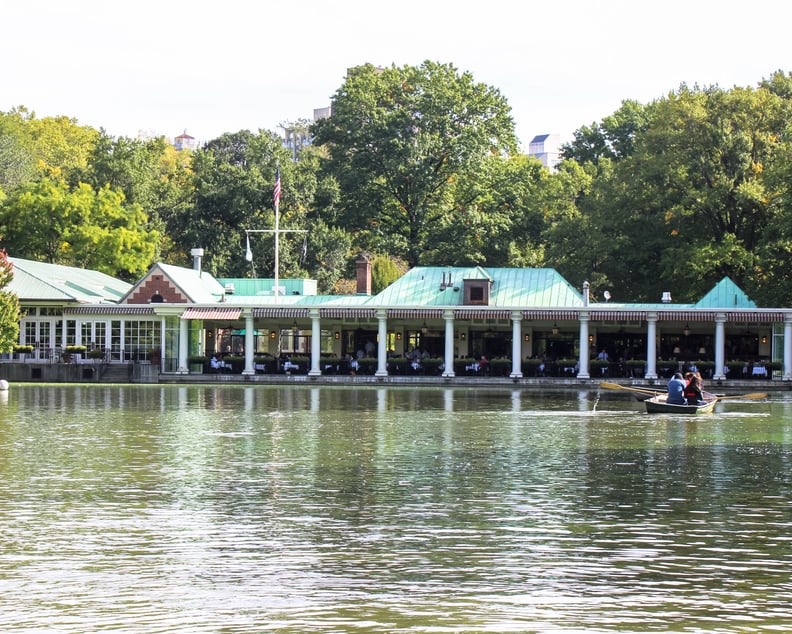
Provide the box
[172,310,792,382]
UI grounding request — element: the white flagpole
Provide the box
[274,162,280,304]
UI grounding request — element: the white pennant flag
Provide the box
[245,234,253,262]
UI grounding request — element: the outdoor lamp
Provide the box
[552,323,559,335]
[524,334,530,342]
[270,330,276,339]
[421,322,428,334]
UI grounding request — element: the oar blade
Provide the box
[717,392,768,400]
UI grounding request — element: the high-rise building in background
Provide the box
[528,134,561,170]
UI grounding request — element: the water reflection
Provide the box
[1,385,792,631]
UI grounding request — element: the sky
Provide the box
[3,0,792,150]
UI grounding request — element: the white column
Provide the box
[376,310,388,377]
[309,309,322,377]
[443,310,455,378]
[243,311,255,375]
[577,312,590,378]
[645,312,658,379]
[177,317,189,373]
[510,311,522,379]
[784,314,792,381]
[120,320,126,361]
[714,313,727,380]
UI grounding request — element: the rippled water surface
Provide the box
[2,384,792,632]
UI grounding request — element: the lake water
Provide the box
[1,384,792,632]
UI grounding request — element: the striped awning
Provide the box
[253,307,310,319]
[64,306,156,315]
[658,311,717,321]
[387,309,444,319]
[320,308,377,319]
[727,311,785,323]
[522,310,579,320]
[589,311,647,321]
[454,309,512,320]
[181,307,241,320]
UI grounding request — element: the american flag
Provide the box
[273,164,281,208]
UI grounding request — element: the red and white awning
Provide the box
[522,310,580,320]
[253,307,310,319]
[181,307,241,320]
[658,311,717,322]
[65,306,155,315]
[589,311,647,321]
[454,309,512,319]
[727,311,784,323]
[320,308,377,319]
[387,309,444,319]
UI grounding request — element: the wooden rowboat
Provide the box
[645,392,717,414]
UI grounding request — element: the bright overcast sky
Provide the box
[3,0,791,150]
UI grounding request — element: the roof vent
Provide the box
[224,283,235,295]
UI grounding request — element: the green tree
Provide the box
[76,131,194,263]
[183,130,298,277]
[371,255,408,294]
[0,177,158,279]
[312,61,518,267]
[562,80,792,302]
[0,113,37,193]
[1,106,98,178]
[0,248,20,352]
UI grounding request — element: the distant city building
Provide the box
[528,134,561,170]
[281,107,333,161]
[174,130,197,152]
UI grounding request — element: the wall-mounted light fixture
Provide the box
[396,332,402,341]
[459,332,466,341]
[421,322,428,334]
[683,323,691,336]
[552,323,559,335]
[589,334,594,343]
[270,330,276,339]
[762,335,768,344]
[524,334,530,342]
[334,331,340,340]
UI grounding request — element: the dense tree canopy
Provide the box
[3,67,792,306]
[312,61,519,266]
[559,75,792,304]
[0,177,158,279]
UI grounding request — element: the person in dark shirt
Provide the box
[683,375,706,405]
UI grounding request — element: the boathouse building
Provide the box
[4,254,790,383]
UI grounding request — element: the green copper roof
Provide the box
[369,267,585,307]
[8,257,131,303]
[695,277,757,309]
[217,278,317,297]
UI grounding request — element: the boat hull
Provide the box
[645,395,717,414]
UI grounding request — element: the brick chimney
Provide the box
[356,253,372,295]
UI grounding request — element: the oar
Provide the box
[600,381,661,396]
[714,392,768,401]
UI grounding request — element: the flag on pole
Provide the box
[273,164,281,208]
[245,233,253,262]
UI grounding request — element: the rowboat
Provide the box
[645,392,717,414]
